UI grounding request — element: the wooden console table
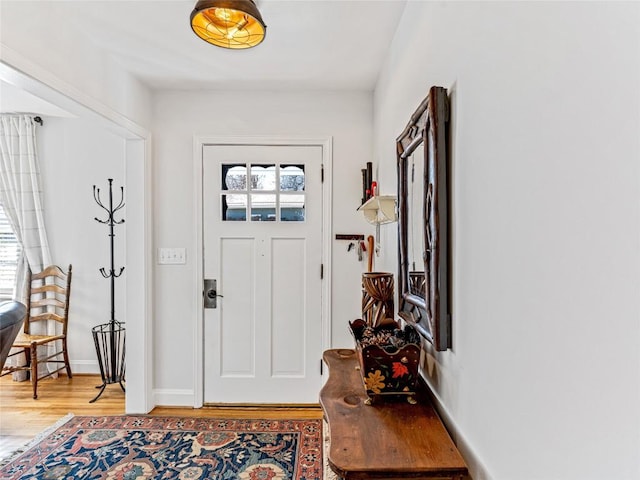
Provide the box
[320,349,468,480]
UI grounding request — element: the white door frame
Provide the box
[0,46,154,413]
[193,135,332,408]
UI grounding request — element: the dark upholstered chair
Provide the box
[0,301,27,370]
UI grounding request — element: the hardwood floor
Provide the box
[0,374,125,461]
[0,374,321,462]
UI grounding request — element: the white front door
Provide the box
[203,144,323,403]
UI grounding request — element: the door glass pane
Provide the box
[281,194,305,222]
[222,164,247,191]
[251,194,276,221]
[222,194,247,221]
[251,165,276,191]
[280,165,305,191]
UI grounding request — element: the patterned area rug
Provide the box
[0,415,323,480]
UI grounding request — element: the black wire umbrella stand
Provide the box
[90,179,126,403]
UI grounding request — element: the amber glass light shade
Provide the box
[190,0,266,49]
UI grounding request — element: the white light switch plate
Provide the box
[158,248,186,265]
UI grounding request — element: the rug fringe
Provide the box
[0,413,74,466]
[323,419,338,480]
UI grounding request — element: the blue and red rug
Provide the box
[0,415,323,479]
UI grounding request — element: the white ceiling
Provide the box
[3,0,407,93]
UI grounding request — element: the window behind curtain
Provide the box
[0,203,21,299]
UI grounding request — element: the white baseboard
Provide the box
[425,384,493,480]
[70,360,100,375]
[153,388,195,407]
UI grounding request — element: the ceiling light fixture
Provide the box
[190,0,266,50]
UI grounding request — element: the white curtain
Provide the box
[0,114,53,378]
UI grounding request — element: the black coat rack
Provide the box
[90,178,126,403]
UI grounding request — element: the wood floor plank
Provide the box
[152,405,322,420]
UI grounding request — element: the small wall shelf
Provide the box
[357,195,397,225]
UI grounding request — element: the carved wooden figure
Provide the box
[361,272,394,329]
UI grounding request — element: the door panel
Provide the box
[203,144,322,404]
[219,237,255,377]
[271,237,305,377]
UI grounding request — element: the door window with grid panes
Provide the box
[221,164,305,222]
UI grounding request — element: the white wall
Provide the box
[38,117,126,375]
[374,2,640,479]
[0,1,152,129]
[151,90,374,404]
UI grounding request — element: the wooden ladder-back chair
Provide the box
[2,264,72,399]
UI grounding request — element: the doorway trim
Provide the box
[0,45,153,413]
[192,135,333,408]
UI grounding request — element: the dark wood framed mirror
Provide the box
[397,86,451,351]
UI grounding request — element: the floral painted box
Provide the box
[348,319,421,405]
